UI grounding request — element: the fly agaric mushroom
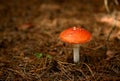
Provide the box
[59,26,91,63]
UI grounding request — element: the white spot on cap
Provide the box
[73,27,77,30]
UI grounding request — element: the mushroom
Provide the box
[59,26,91,63]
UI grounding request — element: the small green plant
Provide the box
[34,52,52,59]
[35,53,43,58]
[46,54,52,59]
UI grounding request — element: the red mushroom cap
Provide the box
[59,27,92,44]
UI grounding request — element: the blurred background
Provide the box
[0,0,120,81]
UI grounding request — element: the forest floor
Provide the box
[0,0,120,81]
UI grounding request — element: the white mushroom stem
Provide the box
[73,44,80,63]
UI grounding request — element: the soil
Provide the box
[0,0,120,81]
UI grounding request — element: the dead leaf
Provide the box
[106,50,115,60]
[17,23,33,31]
